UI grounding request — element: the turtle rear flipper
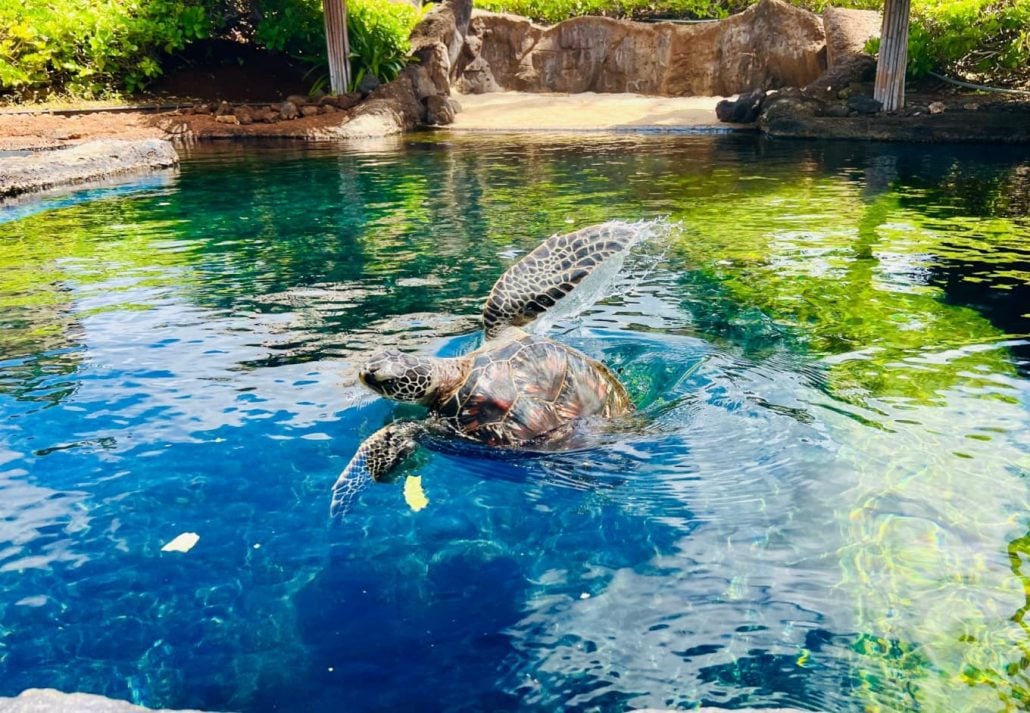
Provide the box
[483,222,644,339]
[330,421,423,517]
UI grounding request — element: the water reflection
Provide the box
[0,135,1026,712]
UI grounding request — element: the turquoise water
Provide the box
[0,134,1028,712]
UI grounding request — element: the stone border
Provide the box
[0,139,179,200]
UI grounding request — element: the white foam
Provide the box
[528,218,681,335]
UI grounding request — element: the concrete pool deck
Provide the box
[447,91,752,133]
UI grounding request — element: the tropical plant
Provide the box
[346,0,425,91]
[905,0,1030,84]
[0,0,209,97]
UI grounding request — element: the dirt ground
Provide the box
[0,83,1025,152]
[0,111,169,151]
[0,92,745,152]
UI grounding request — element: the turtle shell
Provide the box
[432,332,631,447]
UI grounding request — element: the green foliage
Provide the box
[254,0,424,92]
[907,0,1030,84]
[346,0,425,91]
[252,0,325,58]
[0,0,423,99]
[0,0,209,97]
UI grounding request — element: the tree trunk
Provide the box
[874,0,911,112]
[324,0,351,95]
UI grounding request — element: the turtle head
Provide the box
[359,350,450,405]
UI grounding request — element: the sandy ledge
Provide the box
[448,91,750,132]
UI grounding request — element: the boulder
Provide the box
[424,94,458,124]
[279,101,300,120]
[847,93,882,115]
[357,74,382,95]
[802,6,878,96]
[335,92,363,110]
[803,52,875,95]
[455,0,826,96]
[823,7,880,68]
[233,107,254,125]
[715,89,766,123]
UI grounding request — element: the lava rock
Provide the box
[424,94,457,125]
[300,105,320,117]
[357,74,381,96]
[279,101,300,120]
[233,107,254,125]
[929,101,946,114]
[215,100,232,116]
[715,89,767,123]
[846,94,882,115]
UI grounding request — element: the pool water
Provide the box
[0,134,1028,712]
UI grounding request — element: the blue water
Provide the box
[0,135,1028,712]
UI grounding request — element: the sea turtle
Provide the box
[331,222,644,516]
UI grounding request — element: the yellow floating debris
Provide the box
[403,476,429,512]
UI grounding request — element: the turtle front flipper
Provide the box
[330,421,423,517]
[482,222,645,339]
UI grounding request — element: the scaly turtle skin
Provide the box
[331,222,642,516]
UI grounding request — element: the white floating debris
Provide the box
[161,532,200,553]
[579,592,591,600]
[252,543,262,549]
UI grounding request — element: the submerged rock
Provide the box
[0,689,209,712]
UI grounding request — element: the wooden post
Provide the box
[324,0,351,95]
[874,0,911,112]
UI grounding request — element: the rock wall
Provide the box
[455,0,827,97]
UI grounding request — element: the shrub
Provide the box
[906,0,1030,84]
[0,0,209,97]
